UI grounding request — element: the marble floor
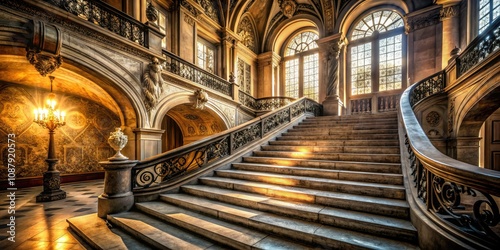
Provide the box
[0,180,103,250]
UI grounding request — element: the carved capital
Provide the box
[440,5,459,20]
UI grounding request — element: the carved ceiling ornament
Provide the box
[196,0,219,23]
[26,20,63,77]
[142,58,165,112]
[279,0,297,18]
[237,16,257,52]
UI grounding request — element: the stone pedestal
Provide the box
[98,160,138,218]
[36,169,66,202]
[322,95,344,116]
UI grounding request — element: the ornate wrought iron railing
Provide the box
[409,70,445,107]
[162,50,232,97]
[44,0,147,46]
[132,97,321,190]
[239,91,295,111]
[400,79,500,248]
[457,17,500,77]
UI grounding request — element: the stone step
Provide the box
[158,194,417,249]
[307,113,397,121]
[67,214,154,250]
[261,145,400,154]
[293,123,399,130]
[179,185,417,243]
[268,139,400,147]
[199,176,409,218]
[108,211,227,250]
[287,128,399,135]
[136,201,316,249]
[214,170,406,199]
[231,163,403,185]
[277,134,398,140]
[252,150,401,164]
[242,156,402,174]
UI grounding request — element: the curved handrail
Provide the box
[400,80,500,247]
[132,97,321,190]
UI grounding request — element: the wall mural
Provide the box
[0,85,120,178]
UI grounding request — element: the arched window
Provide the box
[349,10,405,95]
[479,0,500,33]
[283,31,319,101]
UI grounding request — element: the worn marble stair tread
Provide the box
[108,211,229,250]
[293,124,399,129]
[252,150,401,163]
[158,193,418,249]
[67,213,154,250]
[214,169,405,199]
[260,145,400,154]
[284,128,399,135]
[199,176,410,218]
[231,163,404,185]
[268,139,400,146]
[135,201,315,250]
[277,133,398,140]
[179,185,417,242]
[241,156,402,173]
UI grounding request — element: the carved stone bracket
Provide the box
[146,2,159,23]
[142,58,165,113]
[26,20,63,76]
[193,89,209,110]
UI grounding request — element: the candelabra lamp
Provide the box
[34,76,67,202]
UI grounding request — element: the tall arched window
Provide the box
[349,10,405,95]
[479,0,500,33]
[283,31,319,101]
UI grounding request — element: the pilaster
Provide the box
[133,128,165,160]
[257,51,281,98]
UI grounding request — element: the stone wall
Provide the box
[0,85,120,178]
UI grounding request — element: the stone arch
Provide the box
[264,17,322,54]
[456,68,500,138]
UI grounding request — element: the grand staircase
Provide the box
[69,112,419,249]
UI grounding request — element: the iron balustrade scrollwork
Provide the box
[457,18,500,77]
[401,69,500,247]
[45,0,146,46]
[132,97,322,190]
[239,91,258,109]
[239,91,295,111]
[162,50,232,96]
[409,71,445,107]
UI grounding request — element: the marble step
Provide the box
[158,194,417,249]
[307,113,397,120]
[286,128,399,135]
[214,170,406,199]
[268,139,400,147]
[242,156,402,174]
[178,185,417,243]
[136,201,315,249]
[261,145,400,154]
[293,123,399,130]
[108,211,228,250]
[199,177,409,218]
[277,134,398,140]
[67,214,154,250]
[252,150,401,163]
[231,163,403,185]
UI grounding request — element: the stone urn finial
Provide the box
[107,128,129,161]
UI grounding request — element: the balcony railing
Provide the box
[132,97,321,190]
[45,0,147,46]
[409,70,445,107]
[457,17,500,77]
[162,50,232,97]
[350,92,401,114]
[239,91,295,111]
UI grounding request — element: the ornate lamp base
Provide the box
[36,171,66,202]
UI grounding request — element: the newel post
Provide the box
[98,128,138,218]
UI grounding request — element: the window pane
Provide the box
[285,59,299,98]
[379,34,403,91]
[285,32,319,56]
[351,43,372,95]
[352,10,403,40]
[479,0,500,33]
[197,41,214,73]
[303,53,319,101]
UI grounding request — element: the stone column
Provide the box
[316,33,345,116]
[257,51,281,98]
[133,128,165,160]
[438,0,461,68]
[221,31,236,80]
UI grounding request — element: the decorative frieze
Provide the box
[405,7,441,33]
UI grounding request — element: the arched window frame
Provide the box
[281,30,320,101]
[347,9,407,97]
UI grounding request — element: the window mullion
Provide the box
[373,38,380,94]
[299,56,304,97]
